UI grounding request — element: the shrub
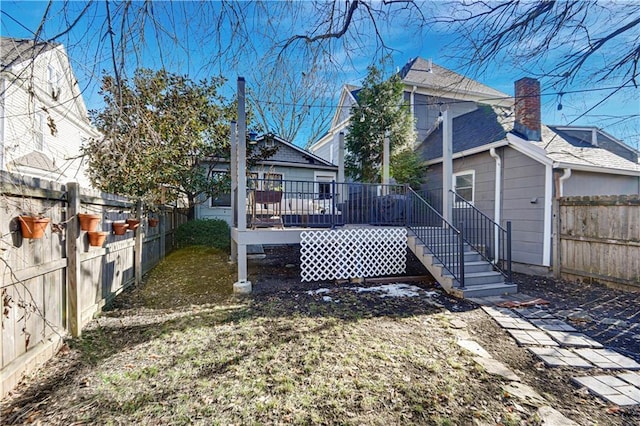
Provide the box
[175,219,230,251]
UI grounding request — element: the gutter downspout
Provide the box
[542,164,553,267]
[558,168,572,197]
[489,148,501,262]
[553,168,571,277]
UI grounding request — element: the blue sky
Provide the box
[2,1,638,149]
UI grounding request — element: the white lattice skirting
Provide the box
[300,227,407,282]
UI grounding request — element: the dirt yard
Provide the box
[1,245,639,425]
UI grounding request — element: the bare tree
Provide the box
[3,0,638,146]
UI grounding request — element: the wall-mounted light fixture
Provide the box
[248,131,258,144]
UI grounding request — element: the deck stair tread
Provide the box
[406,227,517,299]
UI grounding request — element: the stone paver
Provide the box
[574,348,640,370]
[502,382,547,407]
[619,371,640,387]
[482,306,521,319]
[528,347,593,368]
[493,316,538,330]
[546,331,603,348]
[506,329,558,346]
[530,319,577,332]
[515,308,555,319]
[457,339,492,358]
[473,356,521,382]
[536,406,579,426]
[573,375,640,406]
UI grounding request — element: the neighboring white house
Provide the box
[0,37,100,187]
[309,57,513,163]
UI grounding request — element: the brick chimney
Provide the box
[514,77,541,141]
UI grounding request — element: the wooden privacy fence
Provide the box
[558,195,639,291]
[0,172,187,397]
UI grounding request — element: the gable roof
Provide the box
[0,37,58,69]
[417,104,513,161]
[399,57,510,103]
[255,134,337,170]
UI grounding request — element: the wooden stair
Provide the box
[407,229,517,298]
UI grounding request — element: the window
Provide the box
[315,173,335,199]
[264,172,282,190]
[453,170,474,206]
[210,171,231,207]
[47,65,61,99]
[34,112,45,150]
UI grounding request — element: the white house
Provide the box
[0,37,100,187]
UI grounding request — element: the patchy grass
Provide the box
[2,247,637,425]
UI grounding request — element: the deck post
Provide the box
[230,120,238,263]
[233,77,251,293]
[442,110,453,223]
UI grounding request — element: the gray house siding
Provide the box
[563,170,640,196]
[422,147,546,267]
[421,152,496,217]
[502,147,545,266]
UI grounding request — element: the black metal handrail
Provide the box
[450,190,512,282]
[405,187,465,288]
[246,178,406,228]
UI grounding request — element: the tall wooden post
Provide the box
[66,182,82,337]
[230,120,238,263]
[234,77,251,293]
[442,110,453,223]
[382,132,390,185]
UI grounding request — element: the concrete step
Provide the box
[458,271,506,286]
[449,282,518,298]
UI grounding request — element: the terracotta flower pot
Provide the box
[87,231,108,247]
[18,216,50,239]
[148,218,159,228]
[78,213,101,231]
[112,222,129,235]
[126,219,140,231]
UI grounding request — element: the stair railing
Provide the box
[405,187,465,288]
[450,190,512,282]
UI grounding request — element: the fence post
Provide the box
[66,182,82,337]
[159,207,166,260]
[135,200,143,285]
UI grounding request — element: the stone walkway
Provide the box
[472,293,640,407]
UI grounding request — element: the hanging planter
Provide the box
[78,213,101,231]
[126,219,140,231]
[18,216,50,239]
[148,218,159,228]
[87,231,108,247]
[112,222,129,235]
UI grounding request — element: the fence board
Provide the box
[559,195,640,290]
[1,171,180,397]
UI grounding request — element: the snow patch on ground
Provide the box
[354,284,423,298]
[308,283,437,300]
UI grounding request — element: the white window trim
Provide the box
[35,112,45,151]
[47,65,61,99]
[314,171,336,199]
[453,169,475,207]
